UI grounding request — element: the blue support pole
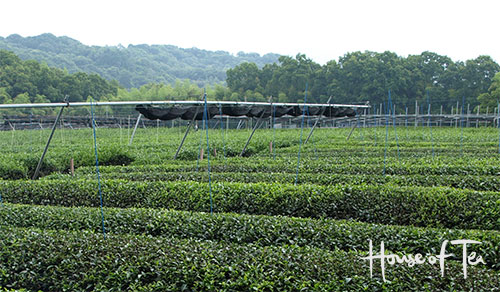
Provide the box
[373,105,377,146]
[405,105,408,141]
[295,84,308,185]
[383,101,389,175]
[362,111,366,148]
[497,102,500,154]
[306,106,318,160]
[356,111,366,154]
[90,98,106,239]
[272,105,277,160]
[218,103,227,162]
[388,90,400,162]
[29,109,33,153]
[196,117,203,172]
[427,91,435,159]
[460,96,465,156]
[203,91,214,214]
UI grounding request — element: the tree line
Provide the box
[0,50,117,105]
[226,52,500,112]
[2,47,500,115]
[0,49,231,115]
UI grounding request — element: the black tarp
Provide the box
[221,105,251,116]
[306,106,322,116]
[180,106,219,120]
[247,106,272,118]
[221,105,292,118]
[273,106,293,117]
[136,104,357,121]
[136,105,188,120]
[322,107,356,118]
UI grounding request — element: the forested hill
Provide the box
[0,33,280,88]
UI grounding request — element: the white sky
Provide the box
[1,0,499,64]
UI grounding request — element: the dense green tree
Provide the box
[227,54,322,102]
[224,51,499,113]
[0,87,10,103]
[459,56,500,107]
[113,79,230,102]
[226,62,260,95]
[477,72,500,111]
[12,92,30,104]
[0,49,117,104]
[272,54,321,102]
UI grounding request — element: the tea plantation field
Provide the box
[0,125,499,291]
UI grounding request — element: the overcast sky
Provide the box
[1,0,499,64]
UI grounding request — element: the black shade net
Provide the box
[136,104,357,121]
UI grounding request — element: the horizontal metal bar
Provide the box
[0,100,370,109]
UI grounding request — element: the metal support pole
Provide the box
[240,118,262,156]
[427,103,431,127]
[174,106,201,159]
[346,122,358,141]
[405,107,408,128]
[240,115,262,156]
[440,105,443,127]
[0,100,371,110]
[156,119,159,143]
[305,96,332,144]
[241,97,273,156]
[467,103,470,127]
[414,100,418,128]
[363,108,367,128]
[128,114,142,146]
[486,106,489,127]
[379,103,382,126]
[32,96,69,180]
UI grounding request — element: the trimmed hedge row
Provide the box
[0,160,26,180]
[1,179,499,230]
[279,144,500,156]
[0,226,498,291]
[50,171,500,192]
[130,135,500,160]
[74,158,500,177]
[0,146,134,180]
[1,204,499,269]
